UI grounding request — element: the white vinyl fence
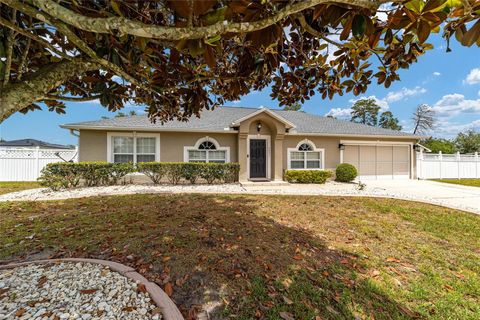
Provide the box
[417,151,480,179]
[0,147,78,181]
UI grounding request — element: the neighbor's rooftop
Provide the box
[62,106,421,138]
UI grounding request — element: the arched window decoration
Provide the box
[185,137,229,163]
[289,141,324,169]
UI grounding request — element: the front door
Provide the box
[249,139,267,179]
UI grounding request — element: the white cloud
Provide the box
[465,68,480,85]
[349,95,389,111]
[434,119,480,137]
[432,93,480,116]
[325,108,352,119]
[478,90,480,97]
[385,86,426,103]
[433,72,441,76]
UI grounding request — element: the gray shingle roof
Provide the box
[0,139,74,149]
[62,106,421,138]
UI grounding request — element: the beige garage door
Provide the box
[343,145,410,179]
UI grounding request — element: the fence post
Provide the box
[438,151,442,180]
[75,145,79,162]
[476,152,479,179]
[34,146,40,180]
[456,151,461,179]
[418,149,424,179]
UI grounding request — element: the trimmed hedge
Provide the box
[39,162,240,190]
[335,163,358,182]
[38,162,135,190]
[138,162,240,185]
[284,170,333,184]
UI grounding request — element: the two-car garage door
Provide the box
[343,145,411,180]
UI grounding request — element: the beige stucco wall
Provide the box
[78,130,107,162]
[78,129,238,163]
[159,132,238,162]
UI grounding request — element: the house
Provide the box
[0,139,75,149]
[61,107,423,181]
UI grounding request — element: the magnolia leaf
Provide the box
[405,0,425,14]
[423,0,447,13]
[417,20,431,43]
[352,15,366,38]
[462,20,480,46]
[110,0,122,16]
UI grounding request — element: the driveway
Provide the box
[1,179,479,215]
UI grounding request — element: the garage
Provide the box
[342,143,411,180]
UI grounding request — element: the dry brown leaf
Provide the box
[37,276,47,288]
[16,308,26,317]
[279,311,295,320]
[164,282,173,296]
[80,289,98,294]
[137,283,147,293]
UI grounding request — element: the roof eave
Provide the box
[60,124,237,134]
[230,108,296,128]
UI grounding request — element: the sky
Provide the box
[1,34,479,146]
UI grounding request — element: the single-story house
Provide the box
[0,139,74,149]
[61,107,423,181]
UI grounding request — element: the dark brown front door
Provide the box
[250,139,267,178]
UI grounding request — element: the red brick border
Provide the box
[0,258,184,320]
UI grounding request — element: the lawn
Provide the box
[0,181,40,195]
[1,194,479,319]
[432,179,480,188]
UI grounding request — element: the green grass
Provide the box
[0,194,479,319]
[0,181,40,195]
[432,179,480,187]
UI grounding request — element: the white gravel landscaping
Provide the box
[0,262,161,320]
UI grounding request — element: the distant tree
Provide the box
[115,112,127,118]
[283,102,302,111]
[100,116,109,120]
[379,111,402,131]
[412,104,435,134]
[129,110,138,116]
[421,138,456,154]
[455,129,480,153]
[350,98,380,126]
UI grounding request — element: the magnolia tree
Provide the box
[0,0,479,123]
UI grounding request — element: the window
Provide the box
[288,141,323,170]
[185,137,229,163]
[108,133,159,163]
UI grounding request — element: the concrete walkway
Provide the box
[0,180,479,215]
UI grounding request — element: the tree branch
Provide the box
[296,14,343,47]
[2,8,17,86]
[0,16,72,60]
[2,0,151,93]
[44,94,102,102]
[20,0,387,40]
[0,59,99,123]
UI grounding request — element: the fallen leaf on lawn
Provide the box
[386,257,401,263]
[293,255,303,260]
[281,278,292,289]
[162,256,171,262]
[371,270,380,277]
[279,311,295,320]
[164,282,173,296]
[16,308,26,317]
[37,276,47,288]
[282,296,293,305]
[444,284,453,291]
[80,289,98,294]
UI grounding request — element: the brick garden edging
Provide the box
[0,258,184,320]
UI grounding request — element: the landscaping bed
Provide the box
[1,194,479,319]
[0,261,160,319]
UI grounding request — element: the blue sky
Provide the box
[1,34,479,146]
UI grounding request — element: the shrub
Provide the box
[38,162,134,190]
[39,161,240,190]
[335,163,358,182]
[284,170,333,184]
[137,162,166,184]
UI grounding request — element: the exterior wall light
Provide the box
[413,144,421,152]
[338,143,345,150]
[256,122,262,132]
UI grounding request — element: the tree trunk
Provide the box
[0,59,99,123]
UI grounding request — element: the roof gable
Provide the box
[230,107,296,129]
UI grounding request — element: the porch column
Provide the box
[238,132,248,181]
[274,134,284,181]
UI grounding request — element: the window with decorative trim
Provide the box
[288,141,324,170]
[184,137,230,163]
[108,133,160,163]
